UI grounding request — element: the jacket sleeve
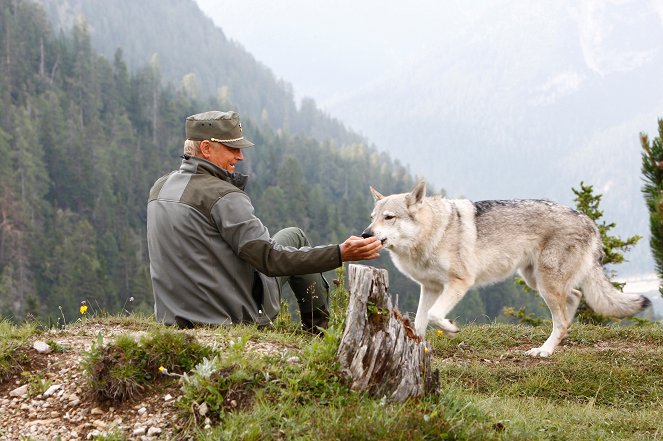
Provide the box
[212,192,342,276]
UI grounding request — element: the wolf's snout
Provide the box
[361,230,373,239]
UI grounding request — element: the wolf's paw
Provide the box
[429,317,459,337]
[414,320,428,338]
[525,347,552,358]
[440,318,459,335]
[442,330,458,339]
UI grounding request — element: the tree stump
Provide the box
[336,264,439,402]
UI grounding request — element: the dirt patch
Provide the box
[0,326,297,440]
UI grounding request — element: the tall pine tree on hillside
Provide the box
[640,119,663,294]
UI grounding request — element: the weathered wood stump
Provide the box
[336,264,439,402]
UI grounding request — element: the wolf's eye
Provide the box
[384,214,395,220]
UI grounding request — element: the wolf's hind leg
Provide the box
[427,278,472,338]
[518,265,538,290]
[566,289,582,322]
[526,285,571,357]
[414,287,440,337]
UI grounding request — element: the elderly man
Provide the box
[147,111,381,332]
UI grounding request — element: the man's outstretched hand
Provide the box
[339,236,382,262]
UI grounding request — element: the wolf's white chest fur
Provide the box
[390,244,452,290]
[388,198,479,289]
[391,229,460,287]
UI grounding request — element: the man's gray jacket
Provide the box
[147,156,342,327]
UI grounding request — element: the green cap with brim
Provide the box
[185,111,254,148]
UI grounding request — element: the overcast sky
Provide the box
[193,0,485,107]
[193,0,663,106]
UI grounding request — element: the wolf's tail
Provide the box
[580,265,651,318]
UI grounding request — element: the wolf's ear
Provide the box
[370,186,384,201]
[406,181,426,206]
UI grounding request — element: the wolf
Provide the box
[362,181,650,357]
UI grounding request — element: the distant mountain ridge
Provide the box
[324,0,663,277]
[34,0,364,147]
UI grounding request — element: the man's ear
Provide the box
[199,140,212,159]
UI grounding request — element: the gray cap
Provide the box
[185,111,254,148]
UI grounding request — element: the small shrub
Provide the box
[140,329,213,374]
[273,299,300,332]
[178,354,265,429]
[502,306,545,326]
[0,320,37,382]
[82,329,214,402]
[0,343,31,383]
[20,371,53,397]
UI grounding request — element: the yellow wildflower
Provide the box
[159,366,166,373]
[437,330,444,336]
[424,347,429,353]
[80,305,88,315]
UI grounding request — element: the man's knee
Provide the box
[273,227,309,248]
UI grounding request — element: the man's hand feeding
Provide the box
[339,235,382,262]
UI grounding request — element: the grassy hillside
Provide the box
[1,270,661,440]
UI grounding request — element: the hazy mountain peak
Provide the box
[571,0,663,75]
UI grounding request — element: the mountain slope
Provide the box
[325,0,663,276]
[34,0,363,146]
[0,0,425,321]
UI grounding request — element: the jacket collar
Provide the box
[179,155,248,190]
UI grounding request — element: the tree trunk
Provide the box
[337,264,439,402]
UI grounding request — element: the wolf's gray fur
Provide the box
[362,181,650,357]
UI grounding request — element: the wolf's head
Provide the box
[362,181,427,252]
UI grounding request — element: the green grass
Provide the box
[429,322,663,440]
[65,310,164,331]
[181,325,506,441]
[1,301,662,440]
[0,319,39,381]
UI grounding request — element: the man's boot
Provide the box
[301,307,329,335]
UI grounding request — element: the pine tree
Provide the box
[256,186,288,233]
[640,119,663,294]
[572,181,641,323]
[572,182,641,279]
[44,210,105,321]
[276,156,309,230]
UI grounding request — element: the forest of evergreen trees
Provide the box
[36,0,367,147]
[0,0,540,325]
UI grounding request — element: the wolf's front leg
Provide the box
[427,278,473,338]
[414,286,440,337]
